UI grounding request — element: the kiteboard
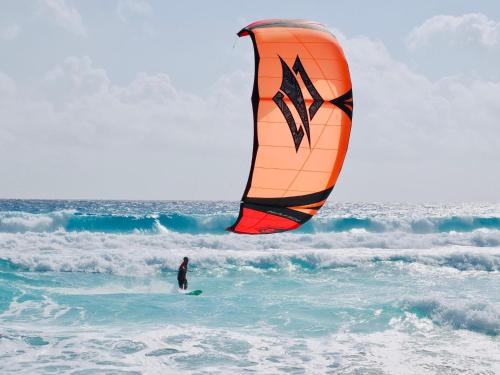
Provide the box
[185,290,202,296]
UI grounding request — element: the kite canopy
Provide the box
[228,19,353,234]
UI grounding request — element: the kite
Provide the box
[228,19,353,234]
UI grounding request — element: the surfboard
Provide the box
[186,290,202,296]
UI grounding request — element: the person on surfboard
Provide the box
[178,257,188,290]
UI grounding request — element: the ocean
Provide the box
[0,200,499,374]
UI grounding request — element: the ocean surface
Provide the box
[0,200,499,374]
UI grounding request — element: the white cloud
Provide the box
[0,56,253,199]
[0,72,16,96]
[40,0,86,36]
[0,24,22,41]
[27,56,250,151]
[407,13,500,50]
[1,29,499,200]
[332,30,500,201]
[116,0,152,22]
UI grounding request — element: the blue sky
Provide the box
[1,1,499,201]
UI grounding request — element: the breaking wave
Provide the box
[1,231,499,275]
[401,296,500,336]
[1,210,500,235]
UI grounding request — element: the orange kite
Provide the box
[228,19,353,234]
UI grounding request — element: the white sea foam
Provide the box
[0,294,70,322]
[0,210,73,232]
[1,319,499,375]
[1,231,499,275]
[37,280,175,296]
[400,296,500,336]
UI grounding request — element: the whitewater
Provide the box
[0,200,499,374]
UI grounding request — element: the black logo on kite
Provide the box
[273,56,322,151]
[272,55,353,152]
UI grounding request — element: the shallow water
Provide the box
[1,200,499,374]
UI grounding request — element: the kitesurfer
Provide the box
[177,257,188,290]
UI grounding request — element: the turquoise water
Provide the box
[1,201,499,374]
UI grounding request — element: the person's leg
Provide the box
[178,279,182,289]
[183,280,188,290]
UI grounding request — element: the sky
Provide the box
[1,0,499,201]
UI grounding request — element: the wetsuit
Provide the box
[177,261,188,289]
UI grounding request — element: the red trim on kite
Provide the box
[228,208,301,234]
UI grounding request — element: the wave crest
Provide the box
[1,232,499,275]
[1,210,500,235]
[401,297,500,336]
